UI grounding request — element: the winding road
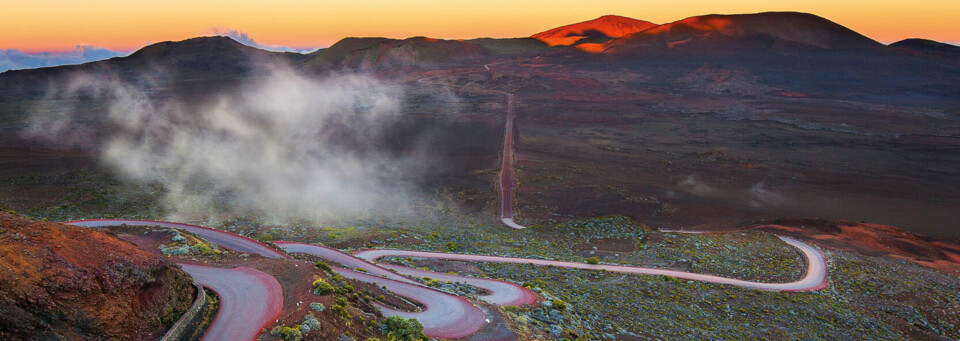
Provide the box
[179,265,284,340]
[275,241,535,338]
[55,62,831,340]
[64,219,289,259]
[353,236,828,292]
[63,216,828,339]
[64,219,286,341]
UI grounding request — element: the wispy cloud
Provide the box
[0,45,127,72]
[208,26,319,53]
[23,61,451,224]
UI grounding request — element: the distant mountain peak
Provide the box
[532,15,657,46]
[602,11,882,55]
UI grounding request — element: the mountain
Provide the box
[0,212,193,339]
[302,36,490,70]
[532,15,657,47]
[600,12,882,55]
[891,38,960,60]
[0,36,303,99]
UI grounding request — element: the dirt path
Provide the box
[418,63,526,229]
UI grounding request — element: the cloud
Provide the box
[748,182,786,208]
[0,45,127,72]
[24,61,448,224]
[208,26,319,53]
[678,175,715,197]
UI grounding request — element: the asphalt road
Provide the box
[180,264,284,341]
[352,235,828,292]
[63,219,289,259]
[64,211,827,341]
[63,220,285,341]
[276,241,537,306]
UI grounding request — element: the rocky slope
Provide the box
[749,218,960,274]
[0,212,193,340]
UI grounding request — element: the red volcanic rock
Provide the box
[750,218,960,275]
[0,212,193,340]
[532,15,657,47]
[602,12,882,55]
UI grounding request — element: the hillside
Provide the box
[302,36,489,70]
[751,218,960,274]
[532,15,657,47]
[891,38,960,60]
[601,12,882,55]
[0,36,302,100]
[0,212,193,340]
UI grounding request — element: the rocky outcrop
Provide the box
[0,212,194,340]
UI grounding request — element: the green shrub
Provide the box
[332,303,352,321]
[191,242,217,256]
[586,256,600,265]
[381,316,427,341]
[552,299,567,310]
[445,241,459,251]
[313,279,335,295]
[310,302,326,312]
[339,284,354,293]
[302,313,321,332]
[315,261,332,272]
[270,325,304,341]
[159,244,191,256]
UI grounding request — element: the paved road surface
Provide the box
[418,64,527,229]
[180,264,284,341]
[353,235,828,292]
[336,267,487,339]
[64,216,827,340]
[276,242,536,306]
[64,220,284,341]
[64,219,289,259]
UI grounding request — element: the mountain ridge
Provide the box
[600,11,882,55]
[532,15,658,47]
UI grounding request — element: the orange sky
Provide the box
[2,0,958,52]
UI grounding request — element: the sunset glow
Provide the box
[2,0,959,52]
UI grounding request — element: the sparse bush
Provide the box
[339,284,354,294]
[313,279,335,295]
[271,325,304,341]
[445,241,459,251]
[552,299,567,310]
[310,302,326,312]
[302,313,321,332]
[381,316,427,341]
[332,303,352,321]
[316,261,332,272]
[159,244,191,256]
[192,242,215,256]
